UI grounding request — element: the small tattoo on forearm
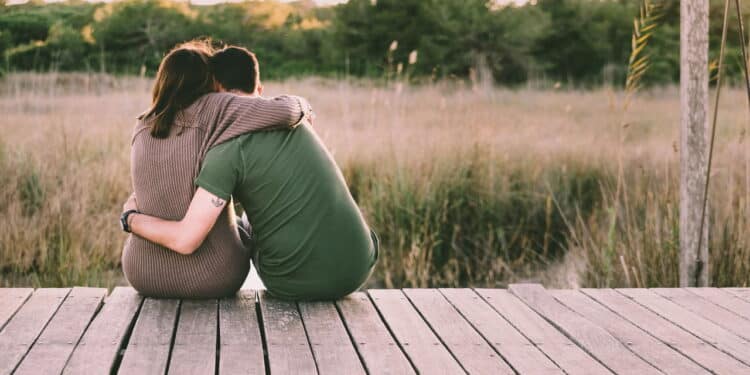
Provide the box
[211,197,225,207]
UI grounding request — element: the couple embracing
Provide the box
[120,41,378,301]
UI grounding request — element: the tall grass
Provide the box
[0,73,748,288]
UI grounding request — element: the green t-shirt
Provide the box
[195,124,377,300]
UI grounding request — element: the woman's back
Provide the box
[124,94,250,298]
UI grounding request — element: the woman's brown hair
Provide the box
[144,40,216,138]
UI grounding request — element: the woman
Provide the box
[122,40,311,298]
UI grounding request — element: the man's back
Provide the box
[196,124,377,300]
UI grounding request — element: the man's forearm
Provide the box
[129,214,193,255]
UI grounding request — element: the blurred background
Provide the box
[0,0,748,290]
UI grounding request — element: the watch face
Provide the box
[120,214,127,231]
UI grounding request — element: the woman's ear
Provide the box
[257,83,263,96]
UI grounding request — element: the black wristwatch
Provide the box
[120,210,139,233]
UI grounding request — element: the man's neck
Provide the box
[227,89,259,97]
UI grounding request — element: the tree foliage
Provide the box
[0,0,746,86]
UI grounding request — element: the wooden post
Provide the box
[680,0,710,287]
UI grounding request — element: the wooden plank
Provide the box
[583,288,750,374]
[118,298,180,375]
[168,299,218,375]
[368,289,464,374]
[299,301,366,375]
[403,289,514,374]
[687,288,750,321]
[14,287,106,375]
[0,288,70,375]
[258,291,317,374]
[509,284,659,375]
[654,288,750,340]
[218,290,265,375]
[476,288,610,375]
[0,288,33,331]
[725,288,750,302]
[618,288,750,366]
[63,287,143,374]
[440,289,562,374]
[336,292,415,375]
[550,289,708,374]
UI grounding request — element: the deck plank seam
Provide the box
[332,300,371,375]
[471,289,570,373]
[437,289,521,374]
[364,291,420,374]
[506,287,622,374]
[107,294,146,375]
[10,288,71,374]
[0,290,32,332]
[726,289,750,303]
[654,289,750,346]
[684,288,750,323]
[215,299,221,375]
[614,289,750,367]
[576,289,715,374]
[400,289,471,374]
[252,291,272,375]
[162,299,183,374]
[549,289,705,374]
[295,301,321,375]
[58,290,107,372]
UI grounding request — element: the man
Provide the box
[122,46,378,301]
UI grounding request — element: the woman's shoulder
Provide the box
[197,92,236,109]
[185,92,238,124]
[131,114,153,145]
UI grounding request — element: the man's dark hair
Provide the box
[210,46,260,93]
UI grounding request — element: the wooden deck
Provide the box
[1,285,749,374]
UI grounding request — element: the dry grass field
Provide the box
[0,73,748,289]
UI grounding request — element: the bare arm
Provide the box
[123,188,228,255]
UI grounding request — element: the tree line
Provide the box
[0,0,747,86]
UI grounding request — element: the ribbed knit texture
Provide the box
[122,92,305,298]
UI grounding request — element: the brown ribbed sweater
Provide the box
[122,92,306,298]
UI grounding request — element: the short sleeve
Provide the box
[195,139,240,201]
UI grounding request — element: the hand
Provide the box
[123,193,138,213]
[306,110,315,126]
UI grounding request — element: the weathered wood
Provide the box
[336,292,415,375]
[218,290,265,375]
[118,298,181,375]
[583,288,750,374]
[368,289,465,374]
[440,288,562,374]
[686,288,750,322]
[550,289,707,374]
[509,284,659,375]
[680,0,710,287]
[618,288,750,366]
[258,291,317,374]
[654,288,750,340]
[299,301,366,375]
[168,299,218,375]
[0,288,70,375]
[14,287,106,375]
[0,288,32,331]
[403,289,514,374]
[63,287,143,374]
[725,288,750,302]
[475,288,610,375]
[1,286,748,373]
